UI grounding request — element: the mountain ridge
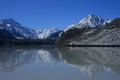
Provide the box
[0,19,60,40]
[56,18,120,45]
[1,14,120,45]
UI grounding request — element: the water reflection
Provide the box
[0,46,60,72]
[0,46,120,80]
[58,47,120,77]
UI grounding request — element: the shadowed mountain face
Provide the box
[56,18,120,45]
[0,46,120,78]
[105,18,120,29]
[0,29,15,40]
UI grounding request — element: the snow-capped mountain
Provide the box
[56,18,120,45]
[64,14,111,32]
[0,18,61,40]
[36,27,60,39]
[0,18,37,39]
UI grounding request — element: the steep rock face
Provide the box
[56,18,120,45]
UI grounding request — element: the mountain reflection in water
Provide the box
[0,46,120,80]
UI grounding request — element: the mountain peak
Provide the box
[79,14,103,23]
[64,14,111,32]
[0,18,37,39]
[85,14,102,20]
[0,18,22,27]
[48,27,59,31]
[87,14,98,18]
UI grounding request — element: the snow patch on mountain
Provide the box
[6,24,11,27]
[0,20,3,24]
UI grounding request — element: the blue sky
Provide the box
[0,0,120,29]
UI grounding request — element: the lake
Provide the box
[0,46,120,80]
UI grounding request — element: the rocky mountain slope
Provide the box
[56,15,120,45]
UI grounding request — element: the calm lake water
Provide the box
[0,46,120,80]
